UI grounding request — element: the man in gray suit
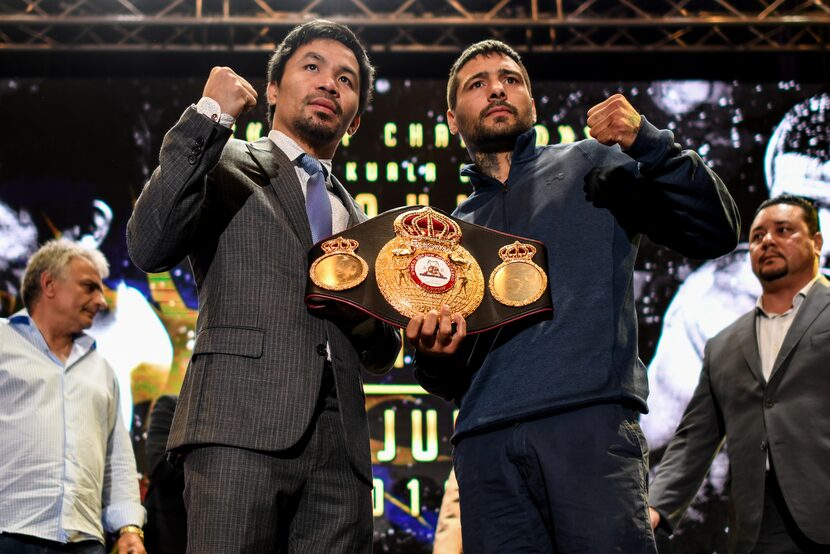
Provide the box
[649,194,830,553]
[127,20,401,554]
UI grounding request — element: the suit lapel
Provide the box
[331,175,364,227]
[736,310,765,385]
[246,137,312,244]
[768,276,830,384]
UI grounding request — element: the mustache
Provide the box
[305,93,342,116]
[479,101,517,119]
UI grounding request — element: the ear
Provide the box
[40,271,57,299]
[347,114,361,136]
[447,109,458,135]
[814,232,823,258]
[531,98,537,125]
[267,81,278,107]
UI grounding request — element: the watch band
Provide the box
[118,525,145,541]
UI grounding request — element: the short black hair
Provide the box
[754,194,821,235]
[446,40,531,111]
[265,20,375,126]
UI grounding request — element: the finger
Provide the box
[238,74,256,93]
[444,313,466,352]
[421,309,440,337]
[243,90,258,112]
[452,312,467,339]
[417,310,440,350]
[437,305,454,342]
[588,115,612,143]
[405,314,425,343]
[586,96,611,119]
[586,102,612,130]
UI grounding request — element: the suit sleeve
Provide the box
[648,341,727,533]
[127,107,233,273]
[583,116,740,259]
[145,395,179,486]
[346,316,402,375]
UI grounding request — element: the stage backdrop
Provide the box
[1,76,827,553]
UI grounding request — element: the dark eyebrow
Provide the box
[462,70,490,88]
[498,68,522,80]
[463,68,522,89]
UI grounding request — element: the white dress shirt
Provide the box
[755,275,820,381]
[0,312,145,544]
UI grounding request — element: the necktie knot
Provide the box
[299,153,325,178]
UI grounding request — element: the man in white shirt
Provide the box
[648,195,830,553]
[0,239,145,554]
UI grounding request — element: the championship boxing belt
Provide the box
[305,205,553,334]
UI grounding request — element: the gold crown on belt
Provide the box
[498,241,538,261]
[393,207,461,245]
[321,236,359,254]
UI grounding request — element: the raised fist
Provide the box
[202,66,258,119]
[586,93,642,150]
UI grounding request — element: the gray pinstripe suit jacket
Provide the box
[127,108,400,484]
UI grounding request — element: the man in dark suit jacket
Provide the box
[127,20,400,554]
[649,194,830,553]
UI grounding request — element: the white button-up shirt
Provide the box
[0,312,145,544]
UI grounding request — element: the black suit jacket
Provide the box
[649,276,830,552]
[143,395,186,554]
[127,109,401,484]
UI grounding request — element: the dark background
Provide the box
[1,45,828,553]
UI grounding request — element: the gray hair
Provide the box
[21,239,110,310]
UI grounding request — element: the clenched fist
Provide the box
[203,66,258,119]
[586,93,642,150]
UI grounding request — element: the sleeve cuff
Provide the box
[195,96,236,128]
[622,115,670,165]
[103,502,147,533]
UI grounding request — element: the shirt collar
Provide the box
[756,273,821,318]
[268,130,333,178]
[9,309,97,352]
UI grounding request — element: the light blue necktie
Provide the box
[298,154,333,243]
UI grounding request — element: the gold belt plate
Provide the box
[309,237,369,291]
[489,241,548,307]
[375,207,484,318]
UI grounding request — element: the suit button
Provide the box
[191,144,202,155]
[760,440,767,451]
[764,398,775,408]
[316,344,328,356]
[187,154,198,165]
[195,136,205,146]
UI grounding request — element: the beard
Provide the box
[461,102,534,153]
[757,258,789,282]
[293,94,347,146]
[295,115,340,145]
